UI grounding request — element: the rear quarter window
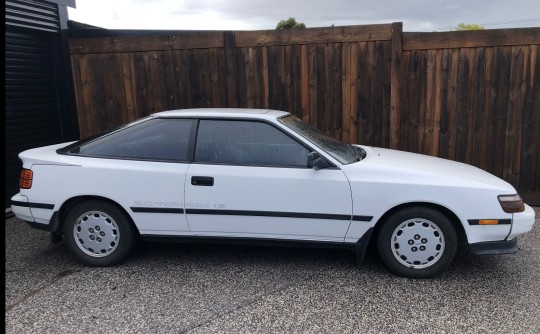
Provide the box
[73,118,193,161]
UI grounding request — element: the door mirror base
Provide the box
[307,152,329,170]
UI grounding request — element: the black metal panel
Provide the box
[5,0,62,32]
[5,29,64,207]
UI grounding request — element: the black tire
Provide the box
[63,200,137,266]
[377,207,457,278]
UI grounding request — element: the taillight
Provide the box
[19,169,33,189]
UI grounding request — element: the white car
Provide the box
[10,108,535,278]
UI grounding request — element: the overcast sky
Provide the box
[67,0,540,32]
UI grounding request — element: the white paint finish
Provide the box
[344,223,373,243]
[132,212,192,234]
[9,109,536,248]
[26,156,192,233]
[358,146,515,189]
[508,204,536,240]
[10,194,34,222]
[342,146,517,244]
[185,164,352,240]
[29,208,54,225]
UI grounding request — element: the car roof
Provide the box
[152,108,289,119]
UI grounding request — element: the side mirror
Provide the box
[307,151,328,170]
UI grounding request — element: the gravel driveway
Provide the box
[5,208,540,333]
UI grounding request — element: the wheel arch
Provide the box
[371,202,468,246]
[51,195,140,238]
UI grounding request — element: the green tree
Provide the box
[454,23,485,31]
[276,17,306,29]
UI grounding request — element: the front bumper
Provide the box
[508,204,536,240]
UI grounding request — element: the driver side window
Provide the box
[194,120,309,167]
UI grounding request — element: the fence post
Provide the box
[390,22,403,149]
[223,31,238,107]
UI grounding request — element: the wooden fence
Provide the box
[68,23,540,204]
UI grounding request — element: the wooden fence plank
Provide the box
[432,49,443,157]
[455,48,470,162]
[69,32,225,54]
[356,41,368,145]
[382,41,392,148]
[223,31,237,107]
[300,45,309,122]
[464,48,477,164]
[261,47,269,109]
[404,27,540,50]
[390,22,403,149]
[341,42,351,141]
[308,44,317,126]
[503,46,527,186]
[424,49,436,155]
[407,50,421,153]
[520,45,540,192]
[235,24,393,47]
[416,50,427,154]
[446,49,460,160]
[437,49,451,158]
[235,47,247,108]
[472,48,486,168]
[348,43,359,145]
[373,41,385,146]
[365,41,376,145]
[245,47,256,108]
[398,50,411,150]
[332,43,342,139]
[493,46,512,178]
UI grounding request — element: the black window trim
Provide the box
[55,115,338,169]
[190,117,338,169]
[57,117,197,164]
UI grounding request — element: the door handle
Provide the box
[191,176,214,186]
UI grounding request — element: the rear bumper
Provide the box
[469,238,519,255]
[10,193,54,229]
[10,193,35,222]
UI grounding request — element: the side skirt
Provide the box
[140,234,357,250]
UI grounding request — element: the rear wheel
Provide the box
[377,207,457,278]
[63,200,137,266]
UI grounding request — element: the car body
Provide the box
[11,108,536,278]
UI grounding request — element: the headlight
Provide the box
[498,194,525,213]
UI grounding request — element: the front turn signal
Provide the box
[498,194,525,213]
[19,169,33,189]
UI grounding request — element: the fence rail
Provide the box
[68,23,540,204]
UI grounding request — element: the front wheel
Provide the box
[377,207,457,278]
[63,200,137,266]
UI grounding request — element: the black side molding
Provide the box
[131,207,184,214]
[469,238,519,255]
[468,219,511,225]
[140,234,358,250]
[10,200,54,209]
[185,209,373,222]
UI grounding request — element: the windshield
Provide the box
[279,115,364,165]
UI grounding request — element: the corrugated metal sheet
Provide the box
[5,0,60,33]
[5,30,64,206]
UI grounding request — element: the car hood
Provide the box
[351,146,514,191]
